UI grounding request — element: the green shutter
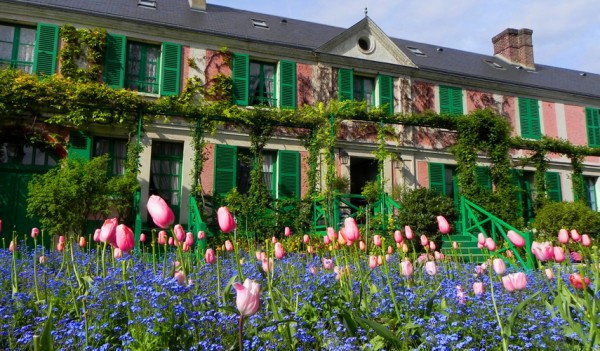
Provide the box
[232,53,249,106]
[103,34,126,89]
[277,150,300,199]
[338,68,353,101]
[214,145,237,196]
[160,42,181,96]
[428,162,446,195]
[33,23,59,76]
[440,85,463,115]
[279,60,296,109]
[476,166,492,191]
[585,107,600,147]
[68,131,92,161]
[546,172,562,202]
[519,97,541,140]
[510,170,525,218]
[378,75,393,115]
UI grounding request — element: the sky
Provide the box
[217,0,600,74]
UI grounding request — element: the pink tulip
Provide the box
[307,245,314,254]
[323,236,331,245]
[93,229,101,242]
[437,215,450,234]
[343,217,360,242]
[477,233,486,245]
[387,245,394,255]
[506,250,514,258]
[425,261,437,276]
[31,227,39,239]
[570,229,581,242]
[558,229,570,244]
[368,255,378,269]
[477,242,484,249]
[492,258,506,275]
[502,272,527,292]
[401,243,409,253]
[473,282,484,295]
[394,230,403,243]
[359,241,366,251]
[456,285,466,305]
[116,224,135,252]
[233,279,261,317]
[174,224,185,242]
[373,235,382,247]
[400,259,413,277]
[582,234,591,247]
[531,241,554,261]
[261,258,273,273]
[38,255,47,264]
[417,253,429,264]
[485,237,497,251]
[99,218,118,247]
[113,247,123,259]
[434,251,445,260]
[271,236,278,244]
[284,227,291,237]
[168,237,174,246]
[274,242,285,259]
[326,227,337,241]
[79,236,87,248]
[570,273,590,290]
[158,231,167,245]
[452,241,459,250]
[570,251,582,262]
[205,248,216,264]
[185,232,194,247]
[507,230,525,248]
[139,233,147,243]
[198,231,205,240]
[217,207,236,233]
[322,258,334,270]
[420,235,429,247]
[9,240,16,252]
[56,241,64,252]
[545,268,554,280]
[377,255,384,266]
[303,234,310,244]
[146,195,175,229]
[259,251,267,261]
[553,247,566,263]
[59,235,65,244]
[429,241,437,251]
[225,240,234,252]
[0,219,2,233]
[404,226,414,240]
[174,271,185,286]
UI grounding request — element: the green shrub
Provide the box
[533,201,600,241]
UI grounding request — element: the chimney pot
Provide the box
[189,0,206,11]
[492,28,534,70]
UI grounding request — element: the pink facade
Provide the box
[542,100,558,138]
[300,151,309,198]
[200,143,215,195]
[466,90,495,113]
[565,105,587,146]
[297,63,313,107]
[412,81,435,113]
[417,160,428,188]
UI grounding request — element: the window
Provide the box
[439,85,463,115]
[518,97,541,139]
[126,42,160,94]
[103,34,181,96]
[545,171,562,202]
[213,145,300,199]
[93,137,127,176]
[511,170,535,223]
[476,166,492,191]
[584,176,598,211]
[0,140,57,167]
[338,68,394,115]
[249,61,276,106]
[585,107,600,147]
[428,162,458,203]
[0,23,58,75]
[232,53,296,108]
[150,142,183,222]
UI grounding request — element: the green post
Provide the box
[134,111,143,249]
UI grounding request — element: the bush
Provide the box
[397,187,457,243]
[533,201,600,241]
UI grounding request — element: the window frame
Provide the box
[249,60,277,107]
[125,41,161,94]
[0,23,36,73]
[338,68,394,115]
[93,137,128,177]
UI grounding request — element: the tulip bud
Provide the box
[9,240,16,252]
[146,195,175,229]
[284,227,291,237]
[359,240,366,251]
[323,236,331,245]
[93,229,101,242]
[233,279,261,317]
[473,282,484,295]
[507,230,525,248]
[452,241,459,250]
[557,229,569,244]
[401,243,409,253]
[394,230,403,244]
[307,245,314,254]
[217,206,236,233]
[303,234,310,244]
[198,231,205,240]
[569,273,590,290]
[261,258,273,273]
[38,255,47,264]
[404,226,414,240]
[387,245,394,255]
[429,241,436,251]
[185,232,194,247]
[56,242,64,252]
[140,233,147,243]
[368,255,378,269]
[79,236,87,248]
[477,233,486,245]
[582,234,591,247]
[158,231,167,245]
[343,217,360,242]
[116,224,135,252]
[225,240,234,252]
[570,229,581,242]
[174,271,186,286]
[373,235,382,247]
[113,247,123,259]
[545,268,554,280]
[400,259,413,277]
[425,261,437,276]
[485,238,497,251]
[168,237,174,246]
[553,246,565,263]
[492,258,506,275]
[205,248,216,264]
[437,215,450,234]
[274,242,285,259]
[420,235,429,247]
[31,227,40,239]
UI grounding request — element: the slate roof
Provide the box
[4,0,600,99]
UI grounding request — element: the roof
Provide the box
[4,0,600,99]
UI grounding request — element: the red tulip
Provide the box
[394,230,403,243]
[217,206,236,233]
[146,195,175,229]
[99,218,118,247]
[425,261,437,276]
[205,248,216,264]
[284,227,291,237]
[473,282,484,295]
[404,226,414,240]
[553,247,566,263]
[502,272,527,292]
[507,230,525,248]
[558,229,569,244]
[492,258,506,275]
[582,234,592,247]
[400,259,413,277]
[116,224,135,252]
[140,233,146,243]
[343,218,360,242]
[225,240,234,252]
[274,242,285,259]
[59,235,65,244]
[437,215,450,234]
[31,227,40,239]
[569,273,590,290]
[79,236,87,248]
[373,235,382,247]
[174,224,185,242]
[233,278,261,317]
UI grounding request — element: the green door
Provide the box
[149,141,183,224]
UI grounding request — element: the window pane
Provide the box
[22,144,33,165]
[0,25,14,42]
[34,147,46,165]
[0,42,12,60]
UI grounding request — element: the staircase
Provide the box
[440,234,487,263]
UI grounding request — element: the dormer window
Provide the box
[407,46,426,56]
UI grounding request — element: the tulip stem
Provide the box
[101,241,107,278]
[488,265,508,351]
[33,237,40,301]
[238,314,245,351]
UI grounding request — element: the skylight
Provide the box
[406,46,425,56]
[484,60,505,70]
[138,0,156,9]
[251,19,269,29]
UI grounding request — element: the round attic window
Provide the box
[357,36,374,54]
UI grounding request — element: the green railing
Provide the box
[188,196,209,255]
[312,192,401,233]
[459,196,535,270]
[133,190,143,248]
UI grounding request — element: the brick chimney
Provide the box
[189,0,206,11]
[492,28,534,70]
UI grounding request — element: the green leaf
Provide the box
[340,311,358,336]
[355,315,401,347]
[505,291,541,338]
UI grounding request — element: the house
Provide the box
[1,0,599,236]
